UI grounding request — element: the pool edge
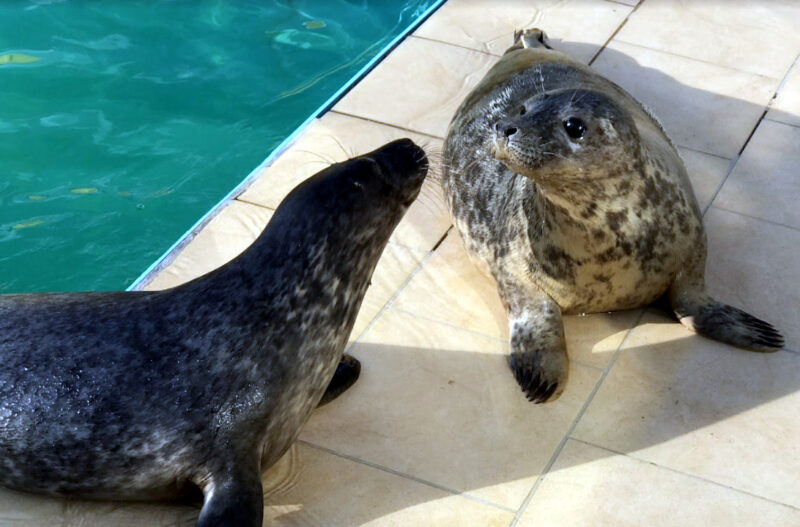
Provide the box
[126,0,447,292]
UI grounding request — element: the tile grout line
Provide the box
[588,1,642,66]
[701,154,741,217]
[710,204,800,234]
[232,197,275,212]
[411,34,501,58]
[330,110,446,141]
[345,227,452,353]
[764,115,800,130]
[568,437,800,512]
[508,308,647,527]
[604,0,639,6]
[296,439,517,514]
[702,49,800,215]
[674,143,731,161]
[611,39,785,81]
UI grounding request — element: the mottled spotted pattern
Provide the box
[443,29,783,404]
[0,139,427,527]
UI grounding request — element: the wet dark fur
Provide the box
[443,29,783,403]
[0,139,428,526]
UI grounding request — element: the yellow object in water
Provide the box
[302,20,326,30]
[27,195,47,201]
[0,53,41,65]
[12,219,45,230]
[70,187,98,194]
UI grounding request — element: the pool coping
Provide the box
[126,0,447,291]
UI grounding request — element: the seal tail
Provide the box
[676,300,784,352]
[508,28,553,53]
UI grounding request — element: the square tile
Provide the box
[573,311,800,507]
[263,444,513,526]
[414,0,632,63]
[704,206,800,349]
[616,0,800,80]
[349,243,426,341]
[519,439,800,526]
[678,147,731,210]
[301,309,601,509]
[713,119,800,230]
[393,232,642,369]
[768,64,800,127]
[592,40,779,158]
[144,200,274,290]
[333,36,497,139]
[238,112,451,252]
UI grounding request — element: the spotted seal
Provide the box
[443,29,784,404]
[0,138,428,526]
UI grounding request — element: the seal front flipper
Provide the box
[670,273,784,352]
[317,354,361,407]
[196,461,263,527]
[497,275,569,403]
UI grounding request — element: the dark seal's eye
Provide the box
[519,106,526,116]
[563,117,586,140]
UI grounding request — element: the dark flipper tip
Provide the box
[317,354,361,407]
[694,304,785,352]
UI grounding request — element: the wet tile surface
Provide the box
[333,36,496,138]
[572,312,800,508]
[301,309,601,510]
[519,439,800,526]
[263,444,514,526]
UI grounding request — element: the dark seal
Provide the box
[0,138,428,526]
[443,29,784,403]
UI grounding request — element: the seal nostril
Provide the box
[504,127,518,138]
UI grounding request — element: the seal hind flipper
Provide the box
[674,297,784,351]
[317,354,361,407]
[498,275,568,403]
[195,462,263,527]
[670,276,784,351]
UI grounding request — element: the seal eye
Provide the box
[563,117,586,140]
[519,106,526,116]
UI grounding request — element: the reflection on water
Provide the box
[0,0,437,293]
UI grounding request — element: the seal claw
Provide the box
[509,351,565,404]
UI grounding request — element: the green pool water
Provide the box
[0,0,440,293]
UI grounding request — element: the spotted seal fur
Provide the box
[0,138,428,526]
[443,29,783,403]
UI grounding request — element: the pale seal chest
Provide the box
[0,139,428,526]
[443,29,783,403]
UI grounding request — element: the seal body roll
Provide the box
[0,138,428,526]
[443,29,783,403]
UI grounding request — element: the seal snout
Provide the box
[367,138,428,203]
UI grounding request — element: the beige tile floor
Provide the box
[5,1,800,525]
